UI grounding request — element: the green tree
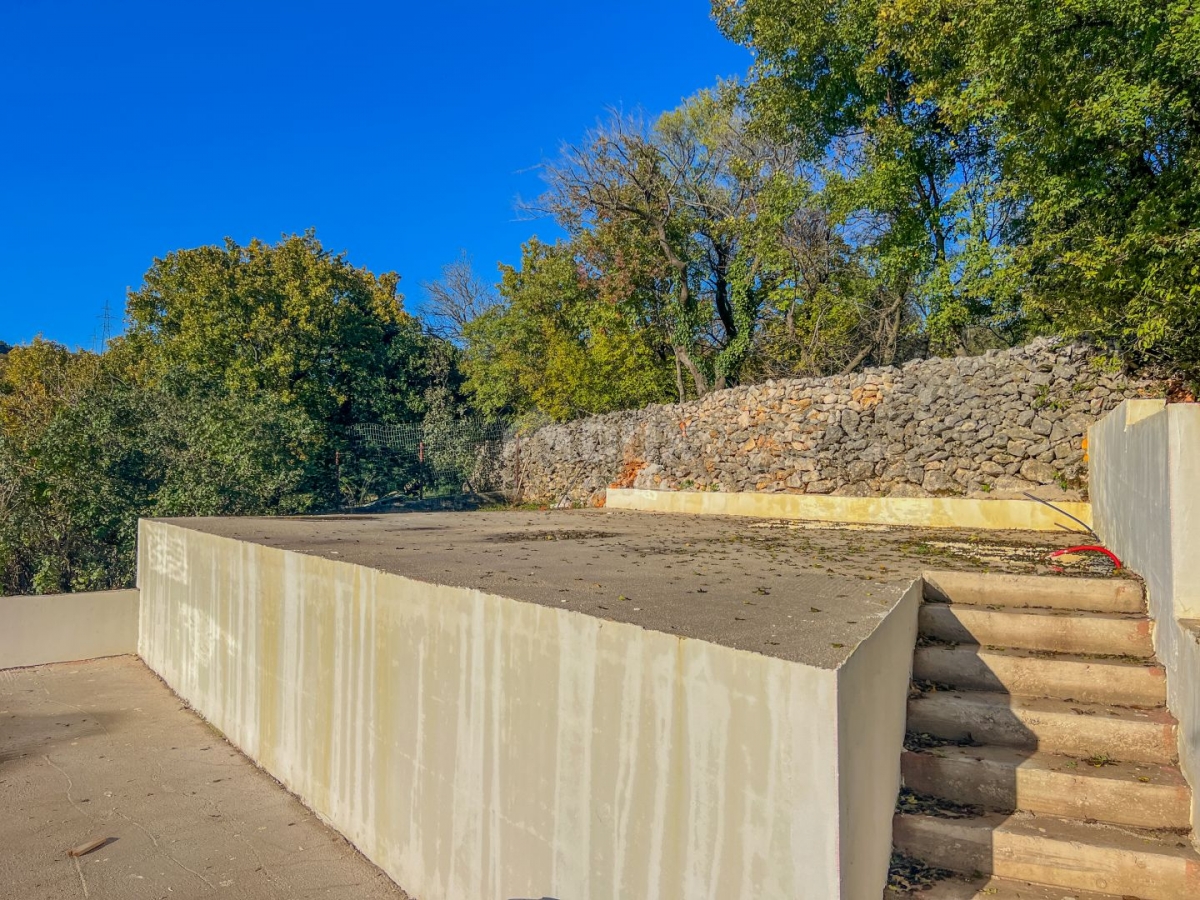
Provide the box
[541,91,831,394]
[462,239,674,421]
[124,231,454,503]
[715,0,1025,356]
[942,0,1200,376]
[716,0,1200,377]
[125,230,433,427]
[0,234,454,594]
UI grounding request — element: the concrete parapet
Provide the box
[0,589,139,669]
[137,518,921,900]
[1090,399,1200,833]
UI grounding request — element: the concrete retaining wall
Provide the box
[607,487,1092,532]
[1091,399,1200,831]
[0,589,139,669]
[137,519,920,900]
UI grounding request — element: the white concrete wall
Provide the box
[1091,399,1200,830]
[0,589,139,669]
[836,578,921,898]
[137,519,916,900]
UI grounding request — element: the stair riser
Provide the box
[907,697,1178,764]
[920,604,1154,657]
[902,751,1191,829]
[893,815,1200,900]
[923,571,1145,613]
[913,646,1167,707]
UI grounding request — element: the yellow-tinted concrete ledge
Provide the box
[605,488,1093,532]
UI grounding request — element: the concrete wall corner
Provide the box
[834,578,923,900]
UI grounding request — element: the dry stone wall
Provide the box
[502,340,1160,506]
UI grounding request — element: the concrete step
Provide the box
[907,690,1178,764]
[902,745,1191,829]
[923,570,1145,614]
[913,644,1167,707]
[892,810,1200,899]
[894,873,1154,899]
[919,604,1154,658]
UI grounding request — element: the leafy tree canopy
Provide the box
[463,238,673,421]
[1,233,454,595]
[124,230,434,426]
[467,89,926,420]
[715,0,1200,375]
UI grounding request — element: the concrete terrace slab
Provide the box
[0,656,410,900]
[161,509,1089,669]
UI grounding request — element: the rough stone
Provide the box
[502,340,1159,505]
[1020,459,1061,485]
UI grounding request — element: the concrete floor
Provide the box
[0,656,409,900]
[168,508,1101,668]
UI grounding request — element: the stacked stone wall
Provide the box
[502,340,1160,506]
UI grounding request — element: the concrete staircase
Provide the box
[890,571,1199,899]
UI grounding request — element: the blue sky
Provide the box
[0,1,751,349]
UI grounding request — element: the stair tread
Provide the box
[910,689,1177,724]
[925,602,1150,623]
[917,643,1165,670]
[892,873,1149,899]
[895,808,1200,859]
[922,571,1146,615]
[903,744,1189,788]
[919,603,1156,658]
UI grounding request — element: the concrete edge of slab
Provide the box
[605,488,1093,532]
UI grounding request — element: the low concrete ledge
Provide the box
[606,487,1092,532]
[0,589,139,669]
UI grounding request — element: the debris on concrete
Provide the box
[67,837,110,858]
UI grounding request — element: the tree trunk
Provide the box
[674,345,708,396]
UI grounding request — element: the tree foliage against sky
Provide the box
[462,238,673,421]
[462,0,1198,422]
[715,0,1199,368]
[461,89,929,419]
[0,234,451,595]
[3,2,1197,593]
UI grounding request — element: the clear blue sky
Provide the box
[0,1,751,350]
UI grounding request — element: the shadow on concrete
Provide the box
[0,708,125,768]
[890,581,1037,893]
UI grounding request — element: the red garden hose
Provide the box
[1048,545,1123,569]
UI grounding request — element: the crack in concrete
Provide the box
[115,809,219,892]
[71,855,89,898]
[43,754,90,821]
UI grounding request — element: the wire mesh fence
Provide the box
[341,419,510,505]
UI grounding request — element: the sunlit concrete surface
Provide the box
[155,509,1087,667]
[136,511,1079,900]
[0,656,410,900]
[606,486,1094,531]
